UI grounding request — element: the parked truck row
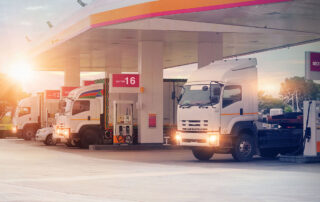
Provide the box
[10,58,312,162]
[12,79,185,148]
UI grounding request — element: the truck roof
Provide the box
[68,83,103,100]
[187,58,257,84]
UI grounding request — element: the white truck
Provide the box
[53,84,105,148]
[12,90,60,140]
[175,58,302,161]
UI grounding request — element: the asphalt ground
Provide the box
[0,138,319,202]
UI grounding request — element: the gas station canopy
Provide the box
[29,0,320,72]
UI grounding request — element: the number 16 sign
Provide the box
[112,74,140,87]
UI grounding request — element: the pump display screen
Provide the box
[179,84,221,107]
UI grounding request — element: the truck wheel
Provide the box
[80,128,101,149]
[23,127,35,141]
[232,134,255,162]
[66,140,74,147]
[192,148,214,161]
[44,134,56,146]
[260,149,279,159]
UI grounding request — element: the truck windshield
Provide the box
[179,84,221,107]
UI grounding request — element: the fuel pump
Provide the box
[113,100,134,144]
[303,101,320,156]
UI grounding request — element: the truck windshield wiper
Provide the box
[179,103,192,108]
[198,103,211,108]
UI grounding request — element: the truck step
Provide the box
[279,155,320,163]
[89,144,188,151]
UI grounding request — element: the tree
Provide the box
[280,77,320,111]
[0,73,29,119]
[258,91,284,113]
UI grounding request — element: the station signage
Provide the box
[83,80,95,86]
[45,90,60,100]
[305,52,320,80]
[310,52,320,72]
[61,86,77,97]
[112,74,139,88]
[149,114,156,128]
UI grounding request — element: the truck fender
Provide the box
[75,120,100,134]
[230,121,257,137]
[78,125,103,138]
[230,121,258,152]
[226,115,256,135]
[23,123,40,132]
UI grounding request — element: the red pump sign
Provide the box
[45,90,60,100]
[112,74,139,88]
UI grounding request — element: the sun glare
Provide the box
[259,83,280,95]
[7,60,34,83]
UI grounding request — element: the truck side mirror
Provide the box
[171,91,176,100]
[210,97,219,103]
[177,94,183,102]
[213,88,221,96]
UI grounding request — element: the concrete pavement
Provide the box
[0,138,319,202]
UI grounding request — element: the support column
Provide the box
[64,57,80,87]
[138,41,164,144]
[105,46,122,77]
[198,33,223,68]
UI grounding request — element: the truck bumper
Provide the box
[53,132,79,143]
[176,131,233,149]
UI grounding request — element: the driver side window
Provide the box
[72,100,90,115]
[18,107,31,117]
[223,85,242,108]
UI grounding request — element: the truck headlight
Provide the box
[12,126,17,133]
[175,131,182,143]
[207,132,219,146]
[63,129,69,138]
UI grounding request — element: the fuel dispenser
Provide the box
[303,101,320,156]
[113,100,134,144]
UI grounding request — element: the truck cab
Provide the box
[176,58,258,161]
[12,96,40,140]
[54,84,104,148]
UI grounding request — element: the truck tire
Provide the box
[80,128,101,149]
[66,140,74,147]
[260,149,279,158]
[192,148,214,161]
[23,127,36,141]
[232,134,255,162]
[44,134,56,146]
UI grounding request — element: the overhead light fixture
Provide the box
[77,0,87,7]
[46,21,53,28]
[25,35,31,42]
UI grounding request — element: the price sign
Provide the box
[306,52,320,80]
[45,90,60,100]
[310,52,320,72]
[149,114,156,128]
[112,74,139,87]
[61,86,77,97]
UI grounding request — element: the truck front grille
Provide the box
[182,139,207,143]
[181,120,208,131]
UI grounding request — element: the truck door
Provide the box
[70,100,91,132]
[220,85,243,134]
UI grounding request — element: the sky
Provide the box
[0,0,319,96]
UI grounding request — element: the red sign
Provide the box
[61,86,78,97]
[112,74,139,87]
[83,80,95,86]
[45,90,60,100]
[149,114,156,128]
[310,52,320,72]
